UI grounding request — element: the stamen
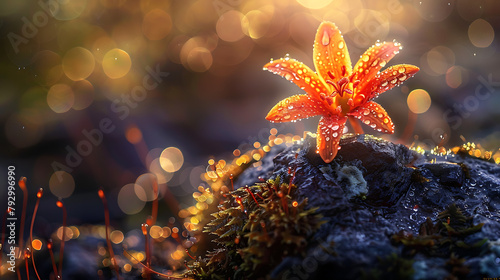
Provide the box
[338,77,348,87]
[327,71,335,80]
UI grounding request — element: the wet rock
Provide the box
[235,134,500,279]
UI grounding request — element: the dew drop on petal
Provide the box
[284,115,291,120]
[379,61,386,67]
[338,41,344,49]
[398,67,405,73]
[332,125,339,130]
[332,132,338,137]
[322,31,330,46]
[362,54,369,62]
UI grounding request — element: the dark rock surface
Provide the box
[235,134,500,279]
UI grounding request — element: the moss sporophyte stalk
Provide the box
[264,21,419,163]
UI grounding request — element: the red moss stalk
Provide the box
[56,200,67,279]
[29,188,43,280]
[151,179,159,226]
[141,223,151,280]
[398,110,417,144]
[47,239,59,278]
[24,248,31,280]
[97,189,120,279]
[18,177,28,257]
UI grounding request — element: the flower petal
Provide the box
[351,42,401,90]
[264,58,329,102]
[355,64,419,106]
[313,22,352,84]
[348,101,395,134]
[316,114,347,163]
[266,95,324,123]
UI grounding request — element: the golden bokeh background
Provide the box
[0,2,499,270]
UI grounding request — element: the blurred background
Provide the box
[0,0,499,262]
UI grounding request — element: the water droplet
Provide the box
[322,31,330,46]
[362,54,369,62]
[284,115,291,120]
[332,125,339,130]
[338,41,344,49]
[398,67,405,73]
[332,132,338,137]
[379,61,386,67]
[325,137,330,141]
[381,81,388,87]
[288,105,294,110]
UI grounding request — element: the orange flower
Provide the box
[264,22,419,163]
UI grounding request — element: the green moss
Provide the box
[186,177,324,279]
[391,204,486,258]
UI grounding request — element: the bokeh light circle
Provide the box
[160,147,184,173]
[149,158,174,184]
[468,19,494,48]
[142,9,172,40]
[242,10,272,39]
[407,89,431,114]
[423,46,455,76]
[102,48,132,79]
[49,171,75,199]
[31,50,63,86]
[71,80,95,110]
[416,0,454,22]
[52,0,88,20]
[296,0,333,9]
[62,47,95,81]
[187,47,213,72]
[47,84,75,113]
[216,10,245,42]
[135,173,159,202]
[117,183,146,215]
[446,66,468,89]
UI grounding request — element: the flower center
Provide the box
[322,67,361,114]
